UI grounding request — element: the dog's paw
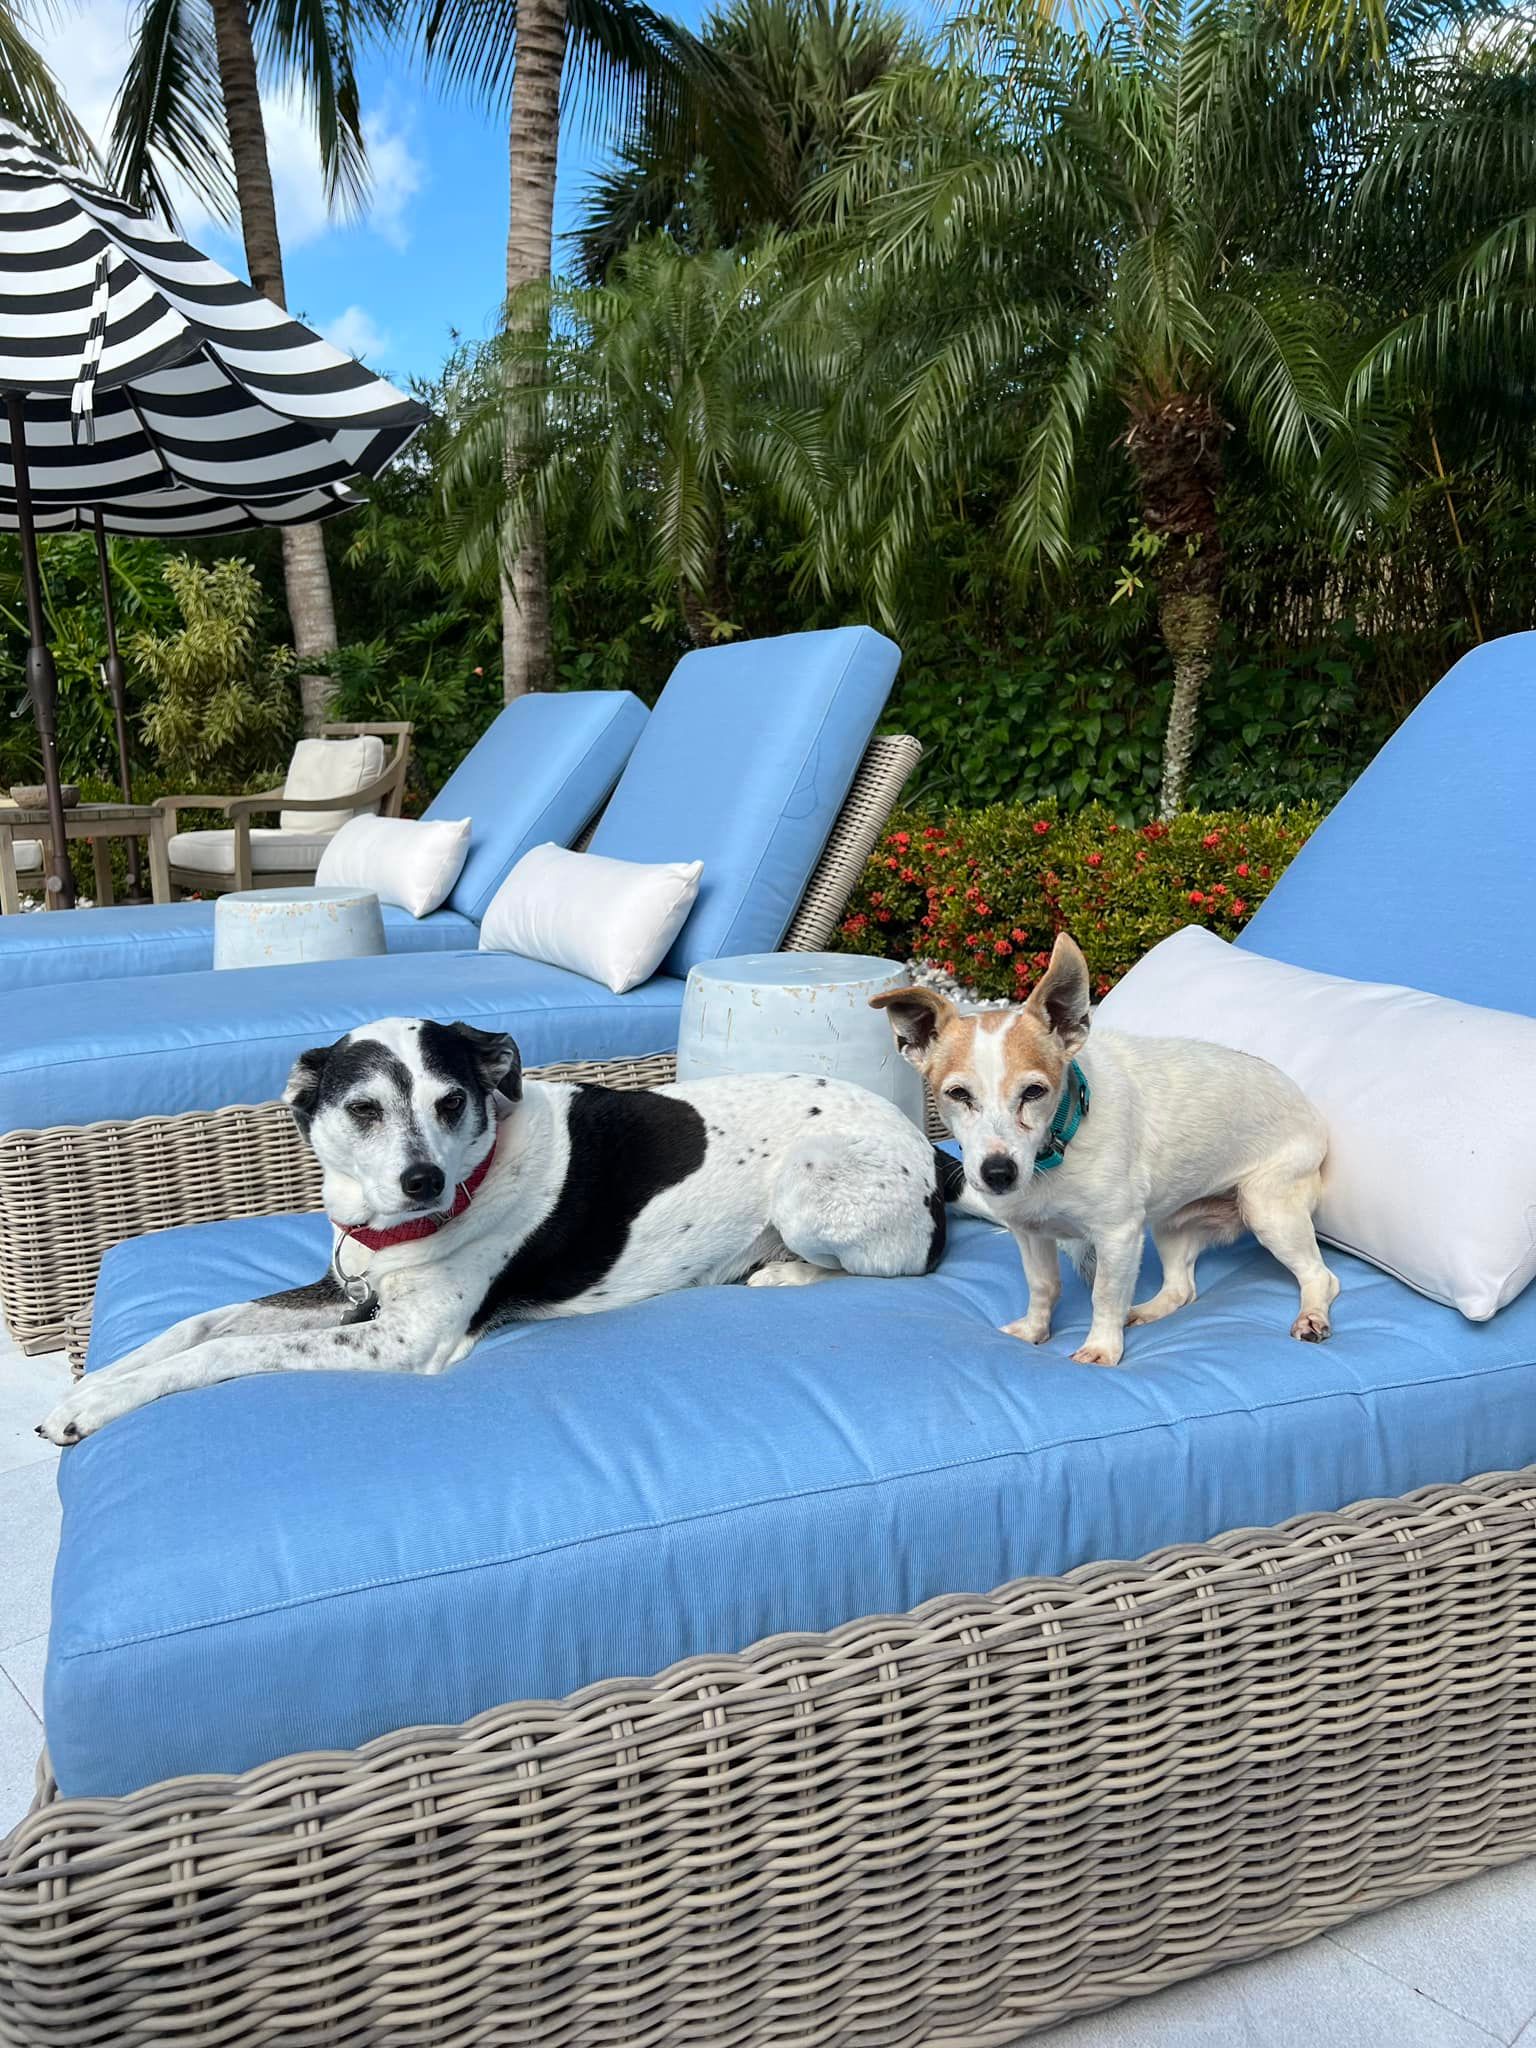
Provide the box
[747,1259,830,1288]
[1001,1315,1052,1345]
[1126,1291,1193,1328]
[1070,1339,1124,1367]
[1291,1309,1332,1343]
[37,1396,91,1447]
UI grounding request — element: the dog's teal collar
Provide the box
[1033,1061,1090,1173]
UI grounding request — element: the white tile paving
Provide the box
[1,1322,1534,2043]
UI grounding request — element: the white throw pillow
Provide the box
[316,815,471,918]
[480,842,703,993]
[1096,924,1536,1320]
[281,735,387,833]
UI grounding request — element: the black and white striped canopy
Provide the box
[0,482,363,534]
[0,119,427,506]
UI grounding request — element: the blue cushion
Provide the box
[0,901,478,990]
[590,627,899,975]
[0,953,685,1131]
[427,690,648,922]
[51,1209,1536,1796]
[1241,633,1536,1015]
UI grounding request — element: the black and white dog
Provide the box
[40,1017,955,1445]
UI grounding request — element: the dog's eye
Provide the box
[944,1085,975,1111]
[436,1089,467,1123]
[346,1098,382,1127]
[1019,1083,1048,1105]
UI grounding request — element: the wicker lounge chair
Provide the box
[3,635,1533,2048]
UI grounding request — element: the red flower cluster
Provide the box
[836,803,1316,1002]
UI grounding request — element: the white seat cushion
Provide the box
[280,736,386,834]
[168,829,335,878]
[12,839,40,872]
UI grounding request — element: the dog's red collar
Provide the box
[335,1134,499,1254]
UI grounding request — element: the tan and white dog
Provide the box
[872,934,1337,1366]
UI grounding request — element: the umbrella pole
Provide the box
[92,512,143,899]
[5,397,74,910]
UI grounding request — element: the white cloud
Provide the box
[321,303,391,364]
[31,0,424,258]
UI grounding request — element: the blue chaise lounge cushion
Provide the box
[0,899,479,990]
[427,689,649,923]
[590,626,900,974]
[51,1204,1536,1798]
[0,952,686,1131]
[1240,633,1536,1014]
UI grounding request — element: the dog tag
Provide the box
[333,1256,378,1326]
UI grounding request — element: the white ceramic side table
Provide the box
[676,952,925,1126]
[213,887,386,970]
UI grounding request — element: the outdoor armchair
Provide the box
[159,721,413,894]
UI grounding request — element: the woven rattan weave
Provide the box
[3,1466,1534,2044]
[0,735,921,1351]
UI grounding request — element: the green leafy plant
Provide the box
[134,558,298,789]
[836,801,1320,999]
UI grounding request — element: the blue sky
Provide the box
[42,0,716,393]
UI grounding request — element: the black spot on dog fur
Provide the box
[925,1147,965,1272]
[259,1273,346,1311]
[807,1106,821,1117]
[419,1019,521,1101]
[471,1087,708,1332]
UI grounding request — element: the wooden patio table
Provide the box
[0,800,171,913]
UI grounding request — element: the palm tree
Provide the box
[109,0,380,730]
[573,0,918,281]
[0,6,93,159]
[814,0,1410,813]
[1339,9,1536,540]
[419,0,720,699]
[445,234,824,645]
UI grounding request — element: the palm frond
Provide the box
[110,0,239,222]
[0,0,94,165]
[254,0,387,214]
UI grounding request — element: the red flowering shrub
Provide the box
[835,801,1321,1001]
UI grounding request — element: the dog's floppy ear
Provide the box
[1024,934,1091,1055]
[449,1022,522,1100]
[869,986,957,1069]
[284,1042,336,1133]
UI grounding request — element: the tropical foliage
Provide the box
[133,558,298,788]
[4,0,1536,842]
[836,802,1321,1000]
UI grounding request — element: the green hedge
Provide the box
[833,801,1322,1001]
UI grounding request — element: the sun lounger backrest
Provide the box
[425,690,648,923]
[1240,632,1536,1016]
[588,626,901,976]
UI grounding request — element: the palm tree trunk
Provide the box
[209,0,339,733]
[1157,592,1217,818]
[1121,392,1228,818]
[501,0,566,701]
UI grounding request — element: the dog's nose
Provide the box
[400,1163,446,1204]
[980,1154,1019,1194]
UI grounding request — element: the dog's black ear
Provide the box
[283,1044,334,1132]
[1025,934,1091,1054]
[869,986,957,1068]
[449,1023,521,1100]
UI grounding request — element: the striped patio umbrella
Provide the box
[0,119,428,906]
